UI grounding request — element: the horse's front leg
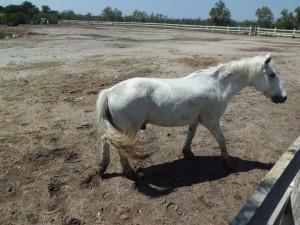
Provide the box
[182,124,198,158]
[202,118,233,167]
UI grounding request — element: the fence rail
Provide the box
[256,27,300,38]
[230,136,300,225]
[61,20,300,38]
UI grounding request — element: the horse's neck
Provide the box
[184,70,250,100]
[218,72,250,100]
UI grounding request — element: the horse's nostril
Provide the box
[284,96,287,101]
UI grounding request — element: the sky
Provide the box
[1,0,299,21]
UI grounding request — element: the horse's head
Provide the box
[251,53,287,104]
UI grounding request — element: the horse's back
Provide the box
[107,76,215,128]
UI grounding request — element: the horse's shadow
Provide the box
[130,156,273,197]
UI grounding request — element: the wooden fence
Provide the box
[230,136,300,225]
[256,27,300,38]
[61,20,300,38]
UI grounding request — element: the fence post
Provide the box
[249,26,252,36]
[227,25,229,33]
[293,28,296,38]
[238,25,241,35]
[273,27,277,37]
[212,25,215,33]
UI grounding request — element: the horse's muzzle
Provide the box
[272,95,287,104]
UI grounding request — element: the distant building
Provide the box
[7,21,18,26]
[40,18,58,24]
[40,18,47,24]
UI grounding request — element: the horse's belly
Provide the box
[148,110,199,127]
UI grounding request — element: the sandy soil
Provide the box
[0,24,299,225]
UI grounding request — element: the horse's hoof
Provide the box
[136,172,146,179]
[182,150,195,159]
[98,171,105,178]
[222,159,235,169]
[98,166,107,177]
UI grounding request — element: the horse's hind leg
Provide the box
[99,134,110,177]
[182,124,198,158]
[118,151,136,179]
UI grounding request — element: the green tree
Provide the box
[101,6,113,20]
[294,7,300,29]
[256,6,274,28]
[209,0,231,26]
[113,8,123,21]
[276,9,295,29]
[6,12,27,23]
[240,20,256,27]
[0,6,5,24]
[86,12,92,21]
[101,6,122,21]
[41,5,51,14]
[3,5,21,14]
[33,4,59,23]
[20,1,39,21]
[3,4,25,23]
[60,10,76,20]
[132,10,148,22]
[154,13,167,23]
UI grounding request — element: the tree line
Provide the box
[0,1,299,29]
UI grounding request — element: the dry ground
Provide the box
[0,24,299,225]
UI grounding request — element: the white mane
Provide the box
[202,56,272,82]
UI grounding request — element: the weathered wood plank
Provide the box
[230,136,300,225]
[267,183,293,225]
[281,198,295,225]
[290,170,300,225]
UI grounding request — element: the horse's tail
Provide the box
[96,89,147,160]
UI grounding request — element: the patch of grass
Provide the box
[0,31,13,39]
[17,61,60,70]
[2,61,60,73]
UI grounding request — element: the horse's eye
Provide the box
[269,73,275,78]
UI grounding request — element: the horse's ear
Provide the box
[264,53,272,65]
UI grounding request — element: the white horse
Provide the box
[96,54,287,178]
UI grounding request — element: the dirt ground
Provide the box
[0,24,299,225]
